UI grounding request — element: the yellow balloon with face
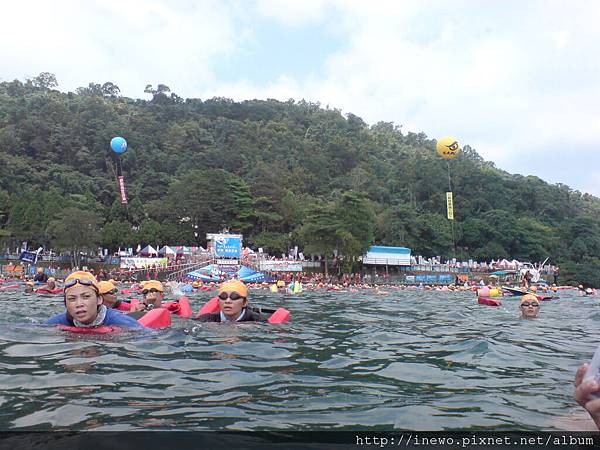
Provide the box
[436,136,460,159]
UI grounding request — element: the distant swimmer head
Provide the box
[520,294,540,318]
[142,280,164,293]
[98,281,117,295]
[141,280,165,309]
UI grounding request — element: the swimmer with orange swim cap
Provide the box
[196,280,266,323]
[519,294,540,318]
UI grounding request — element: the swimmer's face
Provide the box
[520,300,540,318]
[101,289,119,308]
[142,289,164,308]
[65,284,102,324]
[218,291,247,319]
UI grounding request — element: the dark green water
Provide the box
[0,288,597,431]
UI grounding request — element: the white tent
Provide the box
[139,245,158,256]
[158,246,177,256]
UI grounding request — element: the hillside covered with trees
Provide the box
[1,73,599,284]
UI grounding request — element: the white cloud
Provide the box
[253,0,330,27]
[1,0,240,96]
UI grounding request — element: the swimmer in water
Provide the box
[195,280,265,323]
[519,294,540,318]
[131,280,165,312]
[45,271,142,329]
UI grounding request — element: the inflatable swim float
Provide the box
[478,296,502,306]
[57,308,171,333]
[197,297,290,324]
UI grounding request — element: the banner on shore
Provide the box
[118,176,128,204]
[446,192,454,220]
[120,257,168,269]
[405,274,455,284]
[259,260,303,272]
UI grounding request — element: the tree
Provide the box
[31,72,58,90]
[137,219,163,247]
[165,169,255,242]
[333,192,375,271]
[101,82,120,98]
[297,201,340,277]
[101,220,134,251]
[47,207,102,267]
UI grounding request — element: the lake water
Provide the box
[0,287,597,431]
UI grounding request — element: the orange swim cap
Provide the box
[218,280,248,297]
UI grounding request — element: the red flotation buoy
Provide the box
[138,308,171,328]
[35,288,63,294]
[478,296,502,306]
[58,324,121,334]
[164,296,192,318]
[0,284,21,290]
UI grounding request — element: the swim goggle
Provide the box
[218,291,246,301]
[520,302,539,308]
[64,278,98,291]
[142,288,162,295]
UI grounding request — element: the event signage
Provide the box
[259,260,303,272]
[214,236,242,257]
[412,274,454,284]
[120,257,168,269]
[446,192,454,220]
[118,176,128,204]
[217,259,239,265]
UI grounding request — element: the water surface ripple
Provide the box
[0,288,596,430]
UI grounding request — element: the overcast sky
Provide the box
[2,0,599,195]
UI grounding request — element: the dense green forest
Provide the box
[1,73,599,284]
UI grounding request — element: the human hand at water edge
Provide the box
[574,363,600,429]
[132,303,146,312]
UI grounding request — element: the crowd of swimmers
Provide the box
[39,270,268,328]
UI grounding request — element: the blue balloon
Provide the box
[110,136,128,154]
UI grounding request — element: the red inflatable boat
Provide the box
[196,296,290,323]
[478,296,502,306]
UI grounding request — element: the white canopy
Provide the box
[139,245,158,256]
[158,246,177,255]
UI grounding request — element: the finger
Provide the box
[575,363,590,387]
[585,396,600,414]
[575,379,600,406]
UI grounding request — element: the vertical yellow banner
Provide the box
[446,192,454,220]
